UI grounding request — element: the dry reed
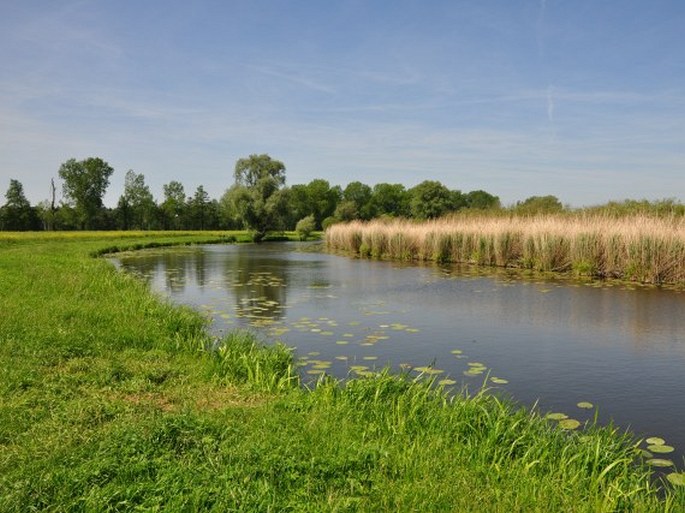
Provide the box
[325,214,685,284]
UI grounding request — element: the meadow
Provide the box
[1,231,684,511]
[325,214,685,284]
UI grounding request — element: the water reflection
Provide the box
[114,242,685,465]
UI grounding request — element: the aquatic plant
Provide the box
[326,214,685,284]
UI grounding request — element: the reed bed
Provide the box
[325,214,685,284]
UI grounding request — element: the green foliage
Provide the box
[343,181,373,219]
[516,195,564,215]
[465,189,501,210]
[0,179,38,231]
[117,170,157,230]
[58,157,114,229]
[369,183,410,218]
[160,180,187,229]
[295,214,316,240]
[408,180,455,219]
[0,233,683,511]
[229,154,289,240]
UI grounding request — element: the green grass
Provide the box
[1,232,683,512]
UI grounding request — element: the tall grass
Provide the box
[326,214,685,284]
[2,232,684,511]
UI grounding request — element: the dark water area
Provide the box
[113,242,685,467]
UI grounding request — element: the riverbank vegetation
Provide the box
[326,214,685,284]
[8,153,682,238]
[1,232,684,511]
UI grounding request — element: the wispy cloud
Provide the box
[248,64,337,95]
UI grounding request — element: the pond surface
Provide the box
[114,242,685,465]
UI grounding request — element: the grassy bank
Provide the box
[325,215,685,284]
[1,232,683,511]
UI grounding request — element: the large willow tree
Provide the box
[226,154,289,241]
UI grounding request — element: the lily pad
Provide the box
[558,419,581,430]
[646,458,674,468]
[667,473,685,486]
[490,377,509,384]
[648,444,675,454]
[646,437,665,446]
[450,349,463,355]
[306,369,326,375]
[438,379,457,386]
[546,412,568,421]
[576,402,594,409]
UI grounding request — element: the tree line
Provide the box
[0,154,500,234]
[2,154,682,234]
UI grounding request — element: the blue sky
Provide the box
[1,0,684,207]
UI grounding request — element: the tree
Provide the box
[0,179,37,231]
[117,170,156,230]
[333,200,358,222]
[515,195,563,215]
[369,183,410,218]
[161,181,187,230]
[58,157,114,229]
[465,190,500,210]
[408,180,454,219]
[229,154,289,240]
[342,181,373,220]
[234,154,286,189]
[304,179,341,229]
[188,185,211,230]
[295,215,316,240]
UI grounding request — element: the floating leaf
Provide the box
[638,449,653,459]
[558,419,581,430]
[450,349,463,355]
[438,379,457,386]
[306,369,326,375]
[667,473,685,486]
[335,340,349,345]
[468,362,485,367]
[546,413,568,421]
[576,402,594,409]
[646,458,674,468]
[335,356,348,361]
[646,437,666,446]
[648,444,674,454]
[363,356,378,361]
[490,377,508,384]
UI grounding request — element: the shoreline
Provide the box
[1,232,683,511]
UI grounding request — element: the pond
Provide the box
[114,242,685,465]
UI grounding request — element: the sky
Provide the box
[1,0,684,208]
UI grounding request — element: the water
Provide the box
[113,242,685,464]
